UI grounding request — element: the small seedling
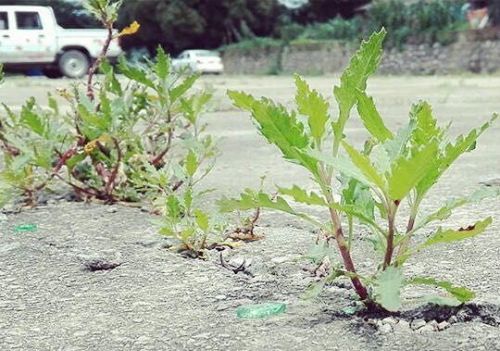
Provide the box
[227,178,268,242]
[220,29,499,311]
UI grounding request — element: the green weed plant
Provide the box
[221,29,499,311]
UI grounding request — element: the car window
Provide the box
[15,12,43,30]
[196,51,219,58]
[0,12,8,30]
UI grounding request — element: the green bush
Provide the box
[366,0,467,47]
[299,17,363,42]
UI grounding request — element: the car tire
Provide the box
[42,67,63,79]
[58,50,90,79]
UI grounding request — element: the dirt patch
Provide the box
[82,259,123,272]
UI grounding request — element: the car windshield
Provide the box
[194,51,219,58]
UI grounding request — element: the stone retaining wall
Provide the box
[221,34,500,75]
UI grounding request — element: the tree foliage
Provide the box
[491,0,500,26]
[117,0,282,54]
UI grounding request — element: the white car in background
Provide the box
[172,50,223,74]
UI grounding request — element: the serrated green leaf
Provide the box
[423,187,500,225]
[333,29,386,138]
[194,209,209,232]
[409,101,443,147]
[66,153,87,172]
[166,195,183,221]
[416,114,498,198]
[342,141,386,191]
[184,188,193,210]
[342,179,375,221]
[78,104,110,135]
[227,90,255,111]
[370,144,391,173]
[331,203,382,234]
[185,150,198,177]
[218,189,322,227]
[218,189,294,214]
[100,60,122,95]
[407,277,475,303]
[278,185,326,206]
[421,217,492,248]
[294,74,329,141]
[180,227,195,241]
[47,94,59,115]
[388,141,438,200]
[383,122,413,161]
[308,150,374,189]
[374,266,403,312]
[9,154,32,171]
[356,90,393,142]
[20,103,44,136]
[229,92,317,173]
[155,46,170,80]
[118,56,155,88]
[171,74,199,103]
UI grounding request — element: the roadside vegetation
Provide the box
[0,0,224,256]
[1,0,499,314]
[222,0,468,55]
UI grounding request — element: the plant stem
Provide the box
[86,25,113,101]
[317,165,368,300]
[347,215,353,250]
[104,137,122,200]
[151,110,173,166]
[383,202,399,269]
[383,213,396,269]
[329,207,368,300]
[394,206,418,266]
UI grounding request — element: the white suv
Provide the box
[172,50,224,74]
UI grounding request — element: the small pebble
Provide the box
[382,317,399,325]
[379,323,393,334]
[411,319,426,330]
[417,324,435,333]
[394,319,410,330]
[106,207,117,213]
[437,321,451,331]
[428,320,439,330]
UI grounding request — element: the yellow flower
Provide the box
[84,140,98,154]
[84,134,111,154]
[119,21,140,37]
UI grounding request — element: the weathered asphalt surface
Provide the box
[1,75,500,350]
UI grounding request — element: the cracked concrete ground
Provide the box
[1,75,500,350]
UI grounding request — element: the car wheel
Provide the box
[58,50,90,79]
[42,67,63,79]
